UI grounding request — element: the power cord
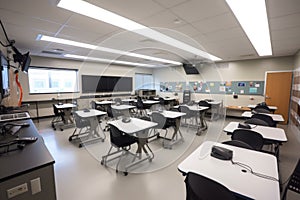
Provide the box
[230,159,279,182]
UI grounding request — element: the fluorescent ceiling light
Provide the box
[57,0,222,61]
[226,0,272,56]
[64,54,156,67]
[37,34,181,65]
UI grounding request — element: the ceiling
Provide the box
[0,0,300,67]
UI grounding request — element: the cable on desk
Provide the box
[230,159,279,182]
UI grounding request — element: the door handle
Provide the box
[265,96,271,99]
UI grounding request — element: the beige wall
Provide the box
[154,56,294,107]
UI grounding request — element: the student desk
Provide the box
[149,110,186,149]
[223,122,287,143]
[175,105,209,135]
[247,104,278,113]
[54,103,76,124]
[195,100,223,121]
[111,104,136,116]
[178,141,280,200]
[95,100,115,111]
[108,118,157,174]
[72,109,107,147]
[241,111,284,122]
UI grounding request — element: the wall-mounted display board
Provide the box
[160,81,264,95]
[82,75,132,93]
[160,82,187,92]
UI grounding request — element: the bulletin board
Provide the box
[160,81,264,95]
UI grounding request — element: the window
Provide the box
[135,73,154,90]
[28,67,79,94]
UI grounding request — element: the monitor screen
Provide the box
[0,52,10,98]
[21,52,31,72]
[183,63,199,75]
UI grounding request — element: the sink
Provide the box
[0,112,30,122]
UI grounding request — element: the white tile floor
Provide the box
[34,116,300,200]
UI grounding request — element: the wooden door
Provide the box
[265,71,293,124]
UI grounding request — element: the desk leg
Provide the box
[163,118,184,149]
[197,111,207,135]
[78,117,106,148]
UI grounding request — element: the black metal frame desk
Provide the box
[107,118,157,174]
[178,141,280,200]
[223,121,287,157]
[70,109,107,148]
[241,111,284,122]
[150,110,186,149]
[53,103,76,130]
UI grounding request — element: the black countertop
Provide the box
[0,119,55,182]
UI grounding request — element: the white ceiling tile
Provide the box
[0,0,72,24]
[153,0,191,9]
[141,10,187,29]
[270,13,300,30]
[267,0,300,18]
[0,8,61,34]
[170,0,229,23]
[57,26,106,43]
[192,12,239,34]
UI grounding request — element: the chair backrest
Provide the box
[179,105,193,118]
[231,129,264,151]
[109,124,136,147]
[253,107,271,114]
[90,100,96,109]
[222,140,254,150]
[244,118,269,126]
[136,97,144,109]
[251,113,276,127]
[185,172,236,200]
[183,90,191,104]
[151,112,168,129]
[282,159,300,200]
[52,104,61,116]
[73,112,90,128]
[198,100,211,109]
[159,97,165,105]
[114,98,122,105]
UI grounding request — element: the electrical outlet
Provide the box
[30,177,41,195]
[7,183,28,199]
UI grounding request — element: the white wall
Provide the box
[19,56,153,102]
[154,56,294,107]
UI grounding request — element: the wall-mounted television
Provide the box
[0,51,10,99]
[183,63,199,75]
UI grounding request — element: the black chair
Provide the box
[222,140,254,150]
[282,159,300,200]
[68,112,91,147]
[51,104,65,131]
[101,124,138,175]
[244,118,269,126]
[114,97,122,105]
[251,113,276,127]
[151,112,176,147]
[183,90,191,104]
[136,96,147,116]
[185,172,237,200]
[253,107,271,114]
[231,129,264,151]
[179,105,196,128]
